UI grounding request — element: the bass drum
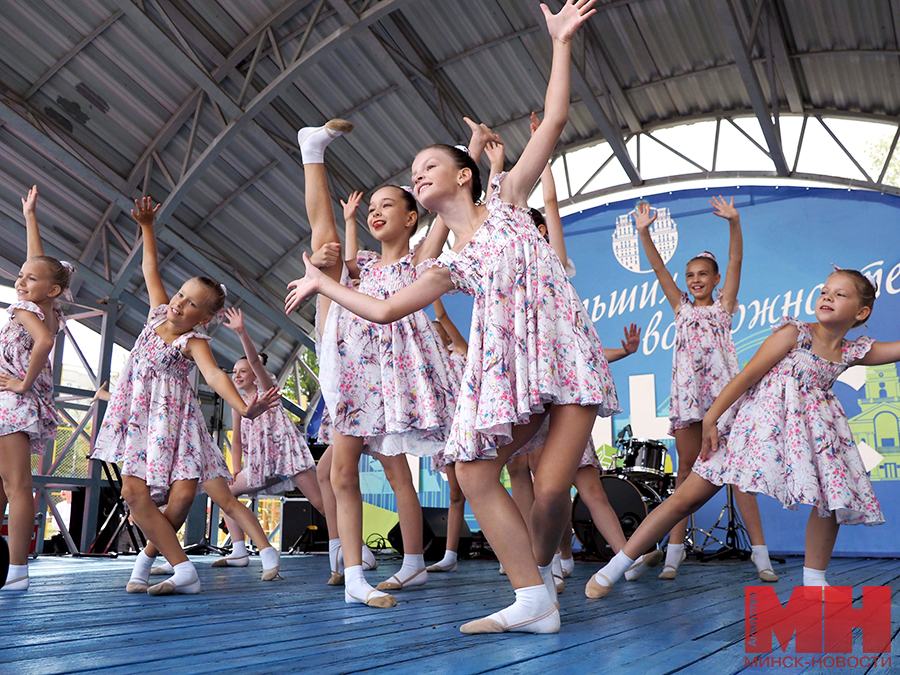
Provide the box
[572,475,665,559]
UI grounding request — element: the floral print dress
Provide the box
[694,317,883,526]
[239,374,315,490]
[92,305,230,502]
[669,291,741,433]
[432,173,619,463]
[319,251,455,457]
[0,302,64,455]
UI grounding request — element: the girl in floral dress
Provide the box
[286,0,615,634]
[634,199,775,583]
[0,186,71,591]
[92,198,282,596]
[586,268,885,597]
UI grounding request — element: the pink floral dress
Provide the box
[431,173,619,463]
[319,251,455,457]
[92,305,230,501]
[430,350,468,473]
[669,291,740,433]
[238,375,315,490]
[0,302,64,455]
[694,318,883,526]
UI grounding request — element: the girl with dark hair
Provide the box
[286,0,611,634]
[631,198,775,585]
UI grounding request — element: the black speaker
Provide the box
[387,507,472,561]
[0,535,8,586]
[69,486,120,552]
[281,499,329,552]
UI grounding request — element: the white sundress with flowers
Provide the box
[0,302,64,455]
[92,305,230,502]
[669,291,741,433]
[694,317,884,526]
[319,250,455,457]
[428,172,619,464]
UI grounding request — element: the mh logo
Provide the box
[745,586,891,654]
[612,200,678,273]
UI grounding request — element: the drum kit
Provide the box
[572,426,675,558]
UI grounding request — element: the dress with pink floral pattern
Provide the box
[239,376,315,490]
[432,172,619,463]
[0,302,64,455]
[430,350,469,473]
[319,252,455,457]
[694,317,883,526]
[91,305,230,501]
[669,291,740,434]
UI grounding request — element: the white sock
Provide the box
[663,544,685,571]
[2,564,29,591]
[228,540,248,558]
[538,563,558,605]
[386,553,427,587]
[329,539,343,574]
[259,546,280,571]
[803,566,828,587]
[624,553,649,581]
[296,121,352,164]
[433,550,458,568]
[591,550,634,589]
[345,564,391,605]
[130,550,155,584]
[218,540,249,567]
[551,553,565,591]
[751,545,772,572]
[169,561,201,594]
[463,585,559,634]
[362,544,377,571]
[560,556,574,577]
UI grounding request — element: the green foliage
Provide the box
[865,132,900,187]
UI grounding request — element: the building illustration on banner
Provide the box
[612,201,678,273]
[848,364,900,481]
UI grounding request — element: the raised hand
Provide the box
[529,111,542,135]
[341,190,363,222]
[223,307,245,333]
[463,116,500,156]
[285,252,323,314]
[710,195,738,221]
[131,196,160,228]
[634,201,657,232]
[244,386,281,419]
[484,139,505,169]
[22,185,38,217]
[308,242,341,269]
[542,0,597,44]
[621,323,641,355]
[92,381,110,403]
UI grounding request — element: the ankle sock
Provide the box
[551,553,565,591]
[460,584,559,634]
[217,540,249,567]
[362,544,377,571]
[169,561,201,594]
[661,544,686,573]
[130,550,155,585]
[259,546,280,571]
[382,554,427,588]
[803,566,828,587]
[538,563,558,605]
[559,555,574,578]
[624,553,649,581]
[296,120,353,164]
[345,564,392,605]
[428,550,458,570]
[329,539,343,574]
[751,545,773,572]
[591,550,634,589]
[2,564,29,591]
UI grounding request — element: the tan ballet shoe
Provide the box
[554,574,565,593]
[324,118,354,135]
[211,554,249,568]
[585,572,614,599]
[149,566,172,576]
[147,577,201,596]
[327,572,345,586]
[425,561,457,573]
[460,606,560,635]
[757,568,779,582]
[1,576,29,591]
[261,566,282,581]
[345,588,397,608]
[375,567,426,591]
[126,580,149,593]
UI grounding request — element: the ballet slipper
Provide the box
[1,576,29,591]
[211,554,250,568]
[757,568,779,582]
[345,587,397,608]
[327,572,345,586]
[261,566,282,581]
[425,561,457,573]
[460,606,560,635]
[585,572,614,599]
[658,549,687,580]
[147,577,201,596]
[126,580,149,594]
[149,565,173,576]
[375,567,426,591]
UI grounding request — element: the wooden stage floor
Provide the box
[1,553,897,674]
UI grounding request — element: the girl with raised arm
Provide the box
[587,267,885,597]
[0,186,72,591]
[286,0,611,634]
[627,198,775,585]
[91,198,283,596]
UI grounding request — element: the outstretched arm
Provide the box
[22,185,44,259]
[857,340,900,366]
[530,113,567,266]
[501,0,597,206]
[463,116,499,166]
[0,309,55,394]
[603,323,641,363]
[433,297,468,353]
[635,202,682,312]
[132,197,168,308]
[712,196,742,314]
[699,325,797,458]
[483,139,505,204]
[287,253,455,324]
[223,308,276,389]
[186,338,280,419]
[340,191,362,278]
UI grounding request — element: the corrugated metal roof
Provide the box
[1,0,899,373]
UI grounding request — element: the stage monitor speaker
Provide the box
[387,507,472,561]
[281,499,329,552]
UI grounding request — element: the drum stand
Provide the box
[686,485,751,561]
